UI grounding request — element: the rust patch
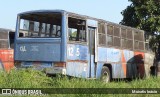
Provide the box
[67,60,88,63]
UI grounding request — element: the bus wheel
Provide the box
[101,66,111,83]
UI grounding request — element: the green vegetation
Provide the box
[0,69,53,88]
[121,0,160,34]
[0,69,160,97]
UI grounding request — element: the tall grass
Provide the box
[0,69,159,97]
[0,69,53,88]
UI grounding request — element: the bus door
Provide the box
[88,27,96,78]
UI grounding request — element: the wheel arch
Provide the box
[103,63,112,78]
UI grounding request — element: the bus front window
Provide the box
[19,13,62,38]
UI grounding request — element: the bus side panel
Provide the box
[98,47,121,62]
[144,52,154,77]
[97,47,146,79]
[66,44,88,78]
[96,62,104,78]
[97,47,107,62]
[122,50,135,78]
[124,51,145,78]
[0,49,14,71]
[66,62,88,78]
[134,52,145,78]
[106,48,124,78]
[97,47,126,78]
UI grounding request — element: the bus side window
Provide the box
[133,30,144,51]
[29,21,39,37]
[121,28,127,48]
[98,23,106,46]
[68,28,77,41]
[107,25,114,46]
[113,26,120,47]
[0,31,9,49]
[0,40,8,49]
[68,17,86,42]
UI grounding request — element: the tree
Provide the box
[120,0,160,60]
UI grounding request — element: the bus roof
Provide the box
[0,28,14,33]
[18,9,65,15]
[18,9,144,32]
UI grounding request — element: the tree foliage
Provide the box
[121,0,160,34]
[120,0,160,59]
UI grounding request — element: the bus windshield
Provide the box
[18,12,62,38]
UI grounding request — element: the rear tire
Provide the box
[101,66,111,83]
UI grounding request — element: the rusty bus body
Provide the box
[14,10,154,81]
[0,28,15,71]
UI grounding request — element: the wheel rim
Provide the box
[102,71,109,82]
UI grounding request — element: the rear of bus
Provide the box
[14,10,67,74]
[0,28,15,71]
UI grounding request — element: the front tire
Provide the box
[101,66,111,83]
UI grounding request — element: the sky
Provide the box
[0,0,131,30]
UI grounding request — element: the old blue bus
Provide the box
[14,10,154,82]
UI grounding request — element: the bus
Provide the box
[14,10,154,82]
[0,28,15,71]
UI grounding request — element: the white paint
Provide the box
[20,46,26,52]
[76,48,80,56]
[68,46,74,56]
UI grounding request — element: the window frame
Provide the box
[0,31,9,49]
[133,30,145,51]
[18,13,62,38]
[67,16,87,44]
[120,27,134,50]
[113,26,121,47]
[98,22,106,46]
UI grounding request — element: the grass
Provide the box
[0,69,53,88]
[0,69,160,97]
